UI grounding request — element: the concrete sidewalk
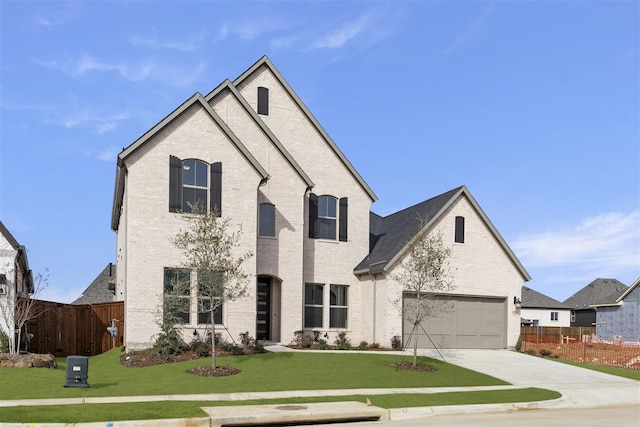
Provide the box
[1,347,638,425]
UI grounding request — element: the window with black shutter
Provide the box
[257,87,269,115]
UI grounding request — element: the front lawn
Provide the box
[0,348,509,399]
[0,349,562,423]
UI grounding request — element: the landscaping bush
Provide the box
[317,339,329,350]
[369,342,380,349]
[357,341,369,350]
[525,349,537,356]
[0,329,8,353]
[538,348,552,357]
[190,337,210,357]
[515,336,522,352]
[335,331,351,350]
[391,335,402,350]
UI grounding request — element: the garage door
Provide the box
[402,295,507,349]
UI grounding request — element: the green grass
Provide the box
[0,388,561,424]
[0,349,562,423]
[0,349,509,400]
[555,359,640,381]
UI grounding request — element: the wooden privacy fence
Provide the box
[25,300,124,357]
[520,326,595,344]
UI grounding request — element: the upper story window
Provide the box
[257,87,269,116]
[169,156,221,215]
[308,193,348,241]
[259,203,276,237]
[454,216,465,243]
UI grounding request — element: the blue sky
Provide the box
[1,1,638,304]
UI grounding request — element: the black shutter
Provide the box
[169,155,183,212]
[257,87,269,115]
[210,162,222,216]
[308,193,318,238]
[339,197,348,242]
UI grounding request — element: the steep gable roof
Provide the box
[521,286,570,309]
[563,278,628,310]
[111,93,269,230]
[0,221,33,292]
[73,263,116,305]
[204,79,314,190]
[354,186,531,282]
[233,56,377,202]
[590,277,639,308]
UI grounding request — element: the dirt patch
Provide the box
[521,341,640,369]
[392,362,437,372]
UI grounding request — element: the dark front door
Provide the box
[256,278,271,340]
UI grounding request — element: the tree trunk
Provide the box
[413,322,418,367]
[210,309,217,369]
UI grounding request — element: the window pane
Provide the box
[318,196,336,218]
[305,284,323,305]
[183,159,196,186]
[304,307,323,328]
[455,216,465,243]
[183,188,207,212]
[330,285,347,306]
[194,161,208,187]
[316,218,336,240]
[259,204,276,237]
[330,307,347,328]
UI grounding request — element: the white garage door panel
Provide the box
[403,296,506,349]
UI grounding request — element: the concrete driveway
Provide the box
[414,349,640,408]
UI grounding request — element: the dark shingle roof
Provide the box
[521,286,570,309]
[563,278,628,310]
[73,263,116,305]
[355,187,463,273]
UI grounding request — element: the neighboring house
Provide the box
[564,278,628,327]
[520,286,571,327]
[111,56,530,351]
[72,263,116,305]
[0,221,33,350]
[591,278,640,341]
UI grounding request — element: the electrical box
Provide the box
[63,355,90,388]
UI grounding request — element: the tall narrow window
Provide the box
[454,216,465,243]
[164,268,191,323]
[257,87,269,115]
[550,312,559,321]
[570,311,576,323]
[330,285,348,328]
[183,159,208,213]
[259,203,276,237]
[304,283,324,328]
[197,270,223,325]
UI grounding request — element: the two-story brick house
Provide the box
[111,56,530,351]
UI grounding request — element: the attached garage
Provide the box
[403,295,507,349]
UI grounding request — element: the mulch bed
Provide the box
[392,362,437,372]
[120,348,243,377]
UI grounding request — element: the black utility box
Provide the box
[63,355,90,388]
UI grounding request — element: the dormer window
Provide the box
[257,87,269,115]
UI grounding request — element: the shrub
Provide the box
[515,336,522,352]
[153,326,181,360]
[252,340,265,353]
[391,335,402,350]
[525,349,537,355]
[228,344,245,355]
[292,330,304,345]
[357,341,369,350]
[190,337,210,357]
[369,342,380,349]
[539,348,552,357]
[239,331,252,346]
[317,339,329,350]
[335,331,351,350]
[0,329,8,353]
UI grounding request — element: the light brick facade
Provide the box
[112,57,529,351]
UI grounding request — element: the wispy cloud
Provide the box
[45,109,130,134]
[513,210,640,273]
[35,54,206,87]
[129,29,206,52]
[308,8,398,50]
[444,3,496,54]
[35,5,77,27]
[215,15,304,42]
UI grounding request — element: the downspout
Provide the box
[371,272,377,344]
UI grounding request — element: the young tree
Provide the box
[392,231,454,367]
[0,270,48,355]
[172,203,252,369]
